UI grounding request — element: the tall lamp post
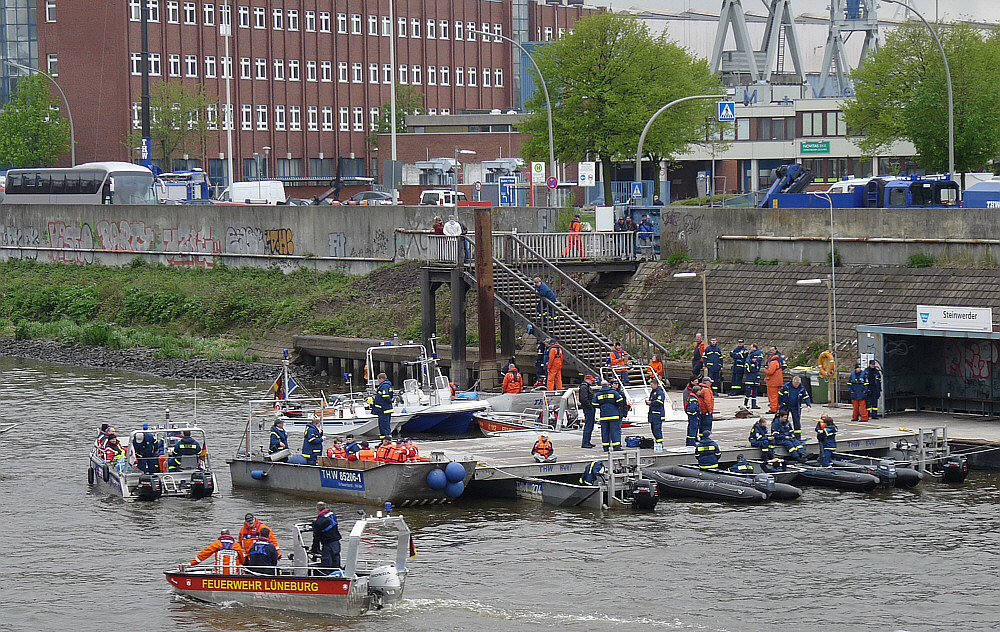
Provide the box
[222,0,235,187]
[673,271,708,341]
[636,94,724,191]
[796,277,836,405]
[881,0,954,175]
[454,148,476,190]
[6,61,75,166]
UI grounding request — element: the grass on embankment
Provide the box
[0,259,427,360]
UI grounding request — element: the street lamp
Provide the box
[673,271,708,341]
[454,148,476,190]
[262,145,271,178]
[636,94,723,194]
[6,60,75,166]
[880,0,954,175]
[796,277,837,405]
[222,0,235,187]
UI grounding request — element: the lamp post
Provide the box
[796,277,836,405]
[222,0,234,187]
[673,271,708,341]
[262,145,271,178]
[636,94,723,191]
[881,0,954,175]
[454,148,476,190]
[6,60,75,166]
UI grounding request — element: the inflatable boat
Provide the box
[642,467,767,503]
[661,465,803,501]
[795,465,879,492]
[829,457,897,489]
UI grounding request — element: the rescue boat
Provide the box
[165,512,411,616]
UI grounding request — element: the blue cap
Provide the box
[384,502,392,514]
[143,423,149,430]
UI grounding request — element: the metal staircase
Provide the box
[462,234,668,376]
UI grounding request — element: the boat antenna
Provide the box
[193,375,198,422]
[282,349,290,404]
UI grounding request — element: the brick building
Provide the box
[5,0,597,185]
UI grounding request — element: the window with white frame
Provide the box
[352,62,362,83]
[238,5,248,27]
[46,0,56,22]
[482,67,490,87]
[338,62,348,82]
[411,65,421,85]
[495,68,503,87]
[305,11,315,31]
[287,9,298,30]
[369,63,378,84]
[428,108,436,115]
[441,108,449,115]
[241,104,252,130]
[351,13,361,34]
[383,64,392,84]
[427,65,436,85]
[207,104,218,129]
[289,106,301,130]
[322,107,333,131]
[398,16,406,37]
[149,53,161,75]
[467,66,476,86]
[205,56,216,78]
[222,103,233,129]
[455,21,462,40]
[307,60,317,81]
[148,1,160,21]
[132,102,140,128]
[467,22,475,40]
[183,2,196,24]
[339,107,349,131]
[253,6,265,28]
[440,65,449,85]
[456,66,463,86]
[482,23,489,41]
[382,16,391,35]
[185,55,198,77]
[272,8,282,29]
[256,58,267,80]
[398,64,407,84]
[239,57,251,79]
[427,19,435,39]
[337,13,347,33]
[221,56,232,78]
[308,106,318,130]
[168,54,181,77]
[439,19,448,39]
[558,27,565,38]
[288,59,299,80]
[411,18,419,38]
[275,105,286,130]
[167,1,178,23]
[320,12,330,32]
[129,0,140,21]
[370,107,379,129]
[321,61,332,82]
[256,105,268,130]
[203,3,214,25]
[368,15,377,35]
[494,23,502,42]
[219,3,228,26]
[47,54,57,76]
[544,26,552,41]
[273,59,284,80]
[353,107,364,131]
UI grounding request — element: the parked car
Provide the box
[347,190,394,205]
[419,189,468,206]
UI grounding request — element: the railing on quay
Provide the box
[395,230,639,265]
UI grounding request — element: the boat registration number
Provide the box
[320,469,366,491]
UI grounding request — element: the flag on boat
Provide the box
[287,376,299,396]
[270,375,300,400]
[408,535,416,558]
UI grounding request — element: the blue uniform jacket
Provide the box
[848,370,868,400]
[269,424,288,453]
[302,424,324,458]
[749,422,772,447]
[536,282,556,303]
[770,417,794,441]
[778,382,811,410]
[730,345,748,369]
[865,368,882,398]
[746,351,763,376]
[704,344,723,370]
[695,438,721,468]
[816,420,838,448]
[373,380,394,417]
[596,386,623,421]
[685,393,701,416]
[648,386,665,421]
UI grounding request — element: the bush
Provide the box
[753,257,779,265]
[666,251,690,266]
[907,253,935,268]
[120,290,189,324]
[826,249,842,267]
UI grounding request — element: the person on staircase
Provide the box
[546,339,564,391]
[730,338,748,397]
[704,338,723,393]
[647,354,664,382]
[502,363,524,394]
[646,377,666,452]
[534,277,558,325]
[609,341,630,386]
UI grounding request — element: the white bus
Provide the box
[3,162,157,205]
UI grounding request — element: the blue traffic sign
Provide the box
[630,182,644,199]
[498,176,517,207]
[717,101,735,122]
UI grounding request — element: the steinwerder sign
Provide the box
[916,305,994,332]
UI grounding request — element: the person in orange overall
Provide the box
[647,354,664,382]
[501,363,524,394]
[609,341,631,385]
[546,339,564,391]
[190,529,244,570]
[239,513,280,558]
[562,213,584,258]
[764,351,784,414]
[697,377,715,439]
[692,333,706,376]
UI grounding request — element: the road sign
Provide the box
[474,180,483,192]
[498,176,517,207]
[546,176,558,190]
[717,101,735,122]
[630,182,644,200]
[530,161,546,184]
[578,161,596,187]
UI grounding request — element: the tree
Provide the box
[843,22,1000,174]
[518,13,721,204]
[366,85,425,148]
[0,74,70,167]
[126,81,218,168]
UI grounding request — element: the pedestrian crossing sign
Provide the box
[630,182,643,199]
[717,101,735,122]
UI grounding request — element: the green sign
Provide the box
[800,141,831,154]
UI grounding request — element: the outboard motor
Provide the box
[752,473,776,498]
[189,470,214,499]
[135,473,163,500]
[368,564,403,609]
[875,459,898,488]
[940,455,969,483]
[629,478,659,511]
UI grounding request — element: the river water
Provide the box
[3,356,999,632]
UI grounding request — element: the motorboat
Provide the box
[476,389,581,435]
[660,464,802,501]
[165,512,410,616]
[88,416,218,500]
[832,454,923,488]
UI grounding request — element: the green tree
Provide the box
[366,85,425,148]
[126,81,218,167]
[518,13,721,204]
[843,22,1000,174]
[0,74,70,167]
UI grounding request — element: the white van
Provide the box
[219,180,287,204]
[419,189,468,206]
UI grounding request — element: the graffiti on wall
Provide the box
[226,226,295,256]
[96,220,156,252]
[944,340,999,380]
[163,226,221,267]
[662,209,704,245]
[0,224,40,260]
[329,232,348,258]
[47,221,94,264]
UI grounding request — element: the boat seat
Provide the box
[178,455,199,470]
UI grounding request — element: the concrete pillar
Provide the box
[500,311,516,365]
[450,266,468,390]
[750,158,760,195]
[420,268,438,350]
[329,357,342,381]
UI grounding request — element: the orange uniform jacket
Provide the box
[192,537,245,565]
[764,357,783,411]
[502,370,524,394]
[698,384,715,413]
[239,520,280,557]
[358,447,376,460]
[647,360,664,381]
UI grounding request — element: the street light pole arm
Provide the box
[7,61,75,166]
[636,94,721,188]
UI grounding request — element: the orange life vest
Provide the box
[533,437,554,457]
[375,443,392,461]
[384,445,408,463]
[214,548,242,575]
[502,370,524,394]
[326,445,347,459]
[405,445,419,461]
[358,447,376,460]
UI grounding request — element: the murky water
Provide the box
[3,356,999,632]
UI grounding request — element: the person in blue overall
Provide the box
[578,374,597,448]
[730,338,748,397]
[685,384,703,447]
[646,378,666,452]
[534,336,548,387]
[730,454,755,474]
[816,414,838,466]
[302,418,324,465]
[703,338,724,393]
[132,427,157,473]
[749,416,775,462]
[579,460,606,485]
[372,372,394,440]
[534,277,558,324]
[743,344,763,409]
[595,380,624,452]
[268,419,288,455]
[168,430,201,471]
[770,410,805,461]
[245,527,280,575]
[695,430,721,470]
[310,501,343,573]
[778,375,812,441]
[865,359,883,419]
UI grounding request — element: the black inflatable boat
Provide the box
[660,465,803,501]
[642,467,768,503]
[795,465,880,492]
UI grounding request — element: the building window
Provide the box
[428,108,436,116]
[320,12,330,32]
[427,65,436,85]
[221,56,232,79]
[398,64,408,84]
[558,27,565,39]
[383,64,392,84]
[205,56,217,78]
[308,106,318,131]
[203,3,214,25]
[219,3,228,26]
[411,65,421,85]
[256,104,268,130]
[287,10,298,30]
[339,107,349,131]
[149,53,161,75]
[351,13,361,34]
[183,2,196,24]
[370,107,380,129]
[441,108,449,115]
[338,62,348,83]
[456,66,463,86]
[802,112,822,137]
[207,104,218,130]
[440,66,449,85]
[455,21,463,40]
[353,107,364,131]
[273,59,284,80]
[735,118,750,140]
[544,27,552,41]
[369,63,379,84]
[305,11,315,31]
[427,19,435,39]
[132,102,140,128]
[352,62,362,83]
[307,60,317,81]
[827,111,846,136]
[288,59,299,81]
[255,58,267,80]
[253,6,265,29]
[398,17,406,37]
[467,66,476,86]
[46,0,56,22]
[321,61,332,82]
[130,0,140,21]
[494,23,502,42]
[482,67,490,87]
[382,16,391,36]
[222,103,232,130]
[167,1,179,24]
[275,105,286,131]
[482,23,490,42]
[411,18,420,38]
[495,68,503,87]
[241,104,252,130]
[239,57,251,79]
[47,54,57,76]
[289,106,301,130]
[467,22,475,41]
[238,5,249,28]
[272,8,282,29]
[337,13,347,33]
[169,54,181,77]
[277,158,301,177]
[439,19,448,39]
[368,15,378,35]
[322,106,333,131]
[186,55,198,77]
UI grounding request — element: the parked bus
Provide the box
[3,162,157,204]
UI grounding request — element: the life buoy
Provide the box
[818,351,836,377]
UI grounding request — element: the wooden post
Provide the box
[475,207,499,391]
[420,268,437,350]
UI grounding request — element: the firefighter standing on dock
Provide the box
[730,338,748,397]
[704,338,723,393]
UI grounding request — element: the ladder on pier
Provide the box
[604,449,642,507]
[914,427,951,474]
